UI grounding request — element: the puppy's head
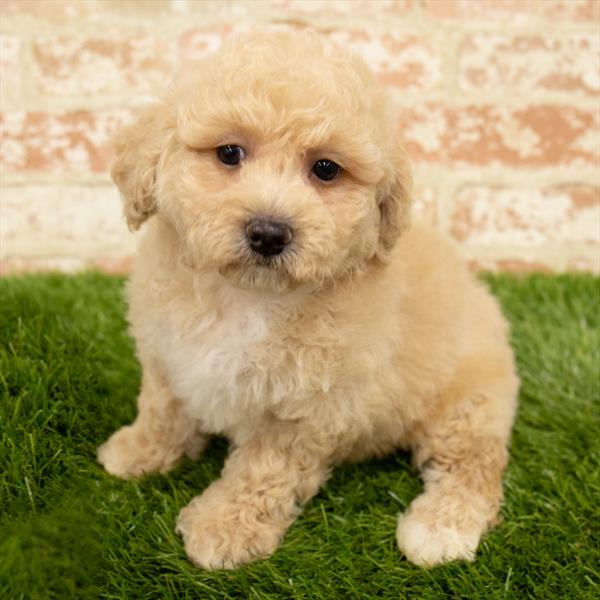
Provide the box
[112,31,412,291]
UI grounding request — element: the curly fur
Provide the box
[97,30,519,570]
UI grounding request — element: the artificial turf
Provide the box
[0,272,598,599]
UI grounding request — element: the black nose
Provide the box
[245,219,293,257]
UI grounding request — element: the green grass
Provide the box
[1,272,599,599]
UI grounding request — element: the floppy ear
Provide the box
[375,145,413,259]
[110,103,172,231]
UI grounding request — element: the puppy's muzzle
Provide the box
[245,219,293,257]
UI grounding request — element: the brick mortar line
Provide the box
[3,241,597,272]
[2,241,137,257]
[3,19,597,48]
[2,10,598,49]
[2,2,599,36]
[411,165,600,185]
[2,167,598,187]
[438,22,463,100]
[0,174,114,185]
[460,245,600,272]
[389,91,599,108]
[3,93,598,119]
[3,234,597,258]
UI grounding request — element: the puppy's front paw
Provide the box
[396,511,480,568]
[176,496,283,569]
[97,425,181,479]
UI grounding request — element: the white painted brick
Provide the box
[0,185,136,257]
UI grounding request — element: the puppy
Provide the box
[97,30,519,569]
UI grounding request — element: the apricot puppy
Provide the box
[97,31,519,569]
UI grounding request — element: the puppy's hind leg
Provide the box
[397,373,517,567]
[98,356,207,479]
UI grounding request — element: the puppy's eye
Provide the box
[312,159,341,182]
[217,145,246,166]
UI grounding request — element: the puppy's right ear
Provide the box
[110,103,172,231]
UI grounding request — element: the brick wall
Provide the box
[1,0,599,274]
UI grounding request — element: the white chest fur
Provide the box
[153,278,278,435]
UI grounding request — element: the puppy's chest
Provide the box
[157,295,279,434]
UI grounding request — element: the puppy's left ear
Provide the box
[375,145,412,259]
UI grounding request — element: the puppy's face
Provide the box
[112,32,411,291]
